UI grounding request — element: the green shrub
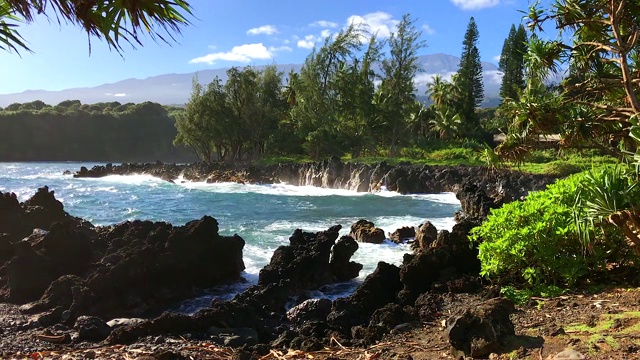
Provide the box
[427,148,477,161]
[470,170,630,288]
[542,161,582,176]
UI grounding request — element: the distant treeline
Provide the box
[0,100,195,162]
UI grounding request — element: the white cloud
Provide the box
[189,43,273,65]
[422,23,436,35]
[493,54,501,62]
[113,93,126,97]
[297,35,318,49]
[247,25,278,36]
[450,0,500,10]
[346,11,399,38]
[484,70,503,85]
[269,45,292,53]
[310,20,338,28]
[413,72,457,88]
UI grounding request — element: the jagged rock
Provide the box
[355,303,413,343]
[456,182,503,221]
[414,293,443,322]
[22,186,67,230]
[19,275,89,315]
[85,216,245,319]
[0,192,31,242]
[330,236,363,281]
[74,316,112,341]
[286,299,332,325]
[398,219,481,304]
[349,220,385,244]
[259,225,361,291]
[0,233,14,264]
[447,298,516,358]
[7,241,55,303]
[328,262,402,333]
[388,226,416,244]
[412,222,438,250]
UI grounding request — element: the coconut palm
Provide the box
[429,106,461,140]
[1,0,192,53]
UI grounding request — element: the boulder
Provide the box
[412,221,438,250]
[106,318,146,330]
[286,298,333,325]
[74,316,112,341]
[388,226,416,244]
[447,298,516,358]
[349,220,385,244]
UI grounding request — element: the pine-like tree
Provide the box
[499,24,528,101]
[455,17,484,134]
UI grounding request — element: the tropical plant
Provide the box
[2,0,192,53]
[471,171,631,288]
[429,106,461,140]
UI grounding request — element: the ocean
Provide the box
[0,162,461,312]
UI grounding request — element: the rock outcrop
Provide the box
[447,298,516,358]
[0,189,247,328]
[72,160,559,202]
[349,220,386,244]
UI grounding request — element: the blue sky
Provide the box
[0,0,548,94]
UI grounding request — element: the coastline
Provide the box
[0,163,578,359]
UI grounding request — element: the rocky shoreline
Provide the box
[0,163,563,359]
[72,158,558,204]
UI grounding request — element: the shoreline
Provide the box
[0,164,574,359]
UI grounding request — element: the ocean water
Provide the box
[0,162,461,312]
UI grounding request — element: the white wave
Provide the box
[79,174,168,186]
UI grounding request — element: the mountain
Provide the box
[0,53,501,107]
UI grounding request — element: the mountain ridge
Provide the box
[0,53,501,107]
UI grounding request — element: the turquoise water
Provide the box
[0,162,461,308]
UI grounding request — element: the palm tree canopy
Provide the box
[1,0,192,54]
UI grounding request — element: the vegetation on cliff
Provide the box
[0,101,192,162]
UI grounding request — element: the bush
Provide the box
[427,148,477,161]
[542,161,582,176]
[470,170,630,288]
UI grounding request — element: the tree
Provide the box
[290,23,365,159]
[1,0,192,53]
[378,14,426,156]
[430,106,462,140]
[455,17,484,134]
[521,0,640,149]
[499,24,529,101]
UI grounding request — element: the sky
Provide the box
[0,0,551,95]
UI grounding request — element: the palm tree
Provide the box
[429,106,461,140]
[2,0,192,53]
[426,74,448,107]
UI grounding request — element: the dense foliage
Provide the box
[470,168,635,288]
[498,24,528,102]
[0,100,192,162]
